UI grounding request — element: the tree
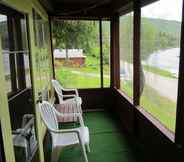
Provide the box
[52,20,97,58]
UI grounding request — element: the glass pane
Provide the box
[120,12,134,97]
[0,14,12,92]
[140,0,182,132]
[53,20,101,88]
[21,16,31,88]
[102,21,110,87]
[33,10,51,90]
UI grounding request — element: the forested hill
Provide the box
[143,17,181,39]
[141,17,181,59]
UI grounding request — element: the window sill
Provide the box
[136,106,175,142]
[114,88,175,142]
[116,88,134,105]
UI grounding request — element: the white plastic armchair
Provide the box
[51,79,83,122]
[39,101,90,162]
[51,79,82,105]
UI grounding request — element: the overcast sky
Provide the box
[142,0,183,22]
[0,15,6,22]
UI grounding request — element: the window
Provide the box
[120,12,134,97]
[52,20,109,88]
[33,9,51,90]
[0,10,31,94]
[102,21,110,87]
[0,14,11,92]
[140,0,182,132]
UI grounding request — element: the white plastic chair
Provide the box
[39,101,90,162]
[51,79,83,122]
[51,79,82,105]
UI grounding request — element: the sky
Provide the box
[142,0,183,22]
[0,15,7,22]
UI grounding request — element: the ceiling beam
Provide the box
[50,4,112,18]
[38,0,54,13]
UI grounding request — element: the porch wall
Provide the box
[112,88,184,162]
[0,1,53,162]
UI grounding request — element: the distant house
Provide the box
[54,49,86,66]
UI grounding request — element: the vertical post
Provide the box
[133,0,141,106]
[7,16,17,92]
[15,16,26,89]
[0,34,16,162]
[49,16,55,79]
[110,14,120,89]
[175,0,184,146]
[99,19,103,88]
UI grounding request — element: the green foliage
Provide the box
[141,17,180,60]
[52,20,110,65]
[120,15,181,61]
[52,20,98,55]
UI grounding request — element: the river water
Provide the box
[143,48,180,77]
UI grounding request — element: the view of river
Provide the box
[120,48,180,101]
[120,48,180,77]
[143,48,180,76]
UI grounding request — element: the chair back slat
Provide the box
[52,79,64,102]
[39,101,59,131]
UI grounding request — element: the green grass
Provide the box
[54,56,110,88]
[121,80,176,132]
[55,67,110,88]
[120,80,133,97]
[143,65,176,78]
[141,85,176,131]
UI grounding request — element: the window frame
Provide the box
[52,18,111,89]
[0,5,31,97]
[116,0,184,144]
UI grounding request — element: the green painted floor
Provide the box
[58,111,146,162]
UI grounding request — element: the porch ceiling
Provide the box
[39,0,132,18]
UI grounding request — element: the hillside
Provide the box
[120,15,181,60]
[143,17,181,39]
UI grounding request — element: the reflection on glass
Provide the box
[33,9,51,90]
[140,0,182,131]
[102,21,110,87]
[0,14,12,92]
[53,20,101,88]
[120,12,134,97]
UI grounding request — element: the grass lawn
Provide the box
[55,67,110,88]
[121,80,176,132]
[55,56,176,132]
[55,56,110,88]
[140,85,176,131]
[143,65,176,78]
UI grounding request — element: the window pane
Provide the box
[33,10,51,90]
[120,12,134,97]
[140,0,182,131]
[0,14,12,92]
[20,16,31,88]
[102,21,110,87]
[53,20,101,88]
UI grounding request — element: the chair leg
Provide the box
[86,143,90,153]
[51,147,62,162]
[80,142,88,162]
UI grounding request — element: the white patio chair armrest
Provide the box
[62,88,79,96]
[63,94,76,98]
[49,127,80,134]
